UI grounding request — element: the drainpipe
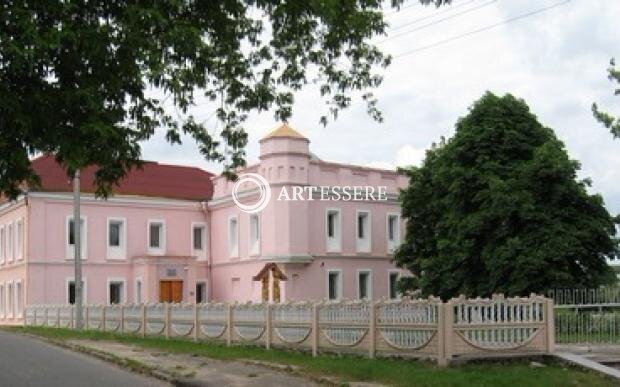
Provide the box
[73,170,83,329]
[200,201,212,301]
[24,190,30,319]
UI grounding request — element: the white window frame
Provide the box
[147,219,166,255]
[228,216,239,258]
[107,277,127,305]
[249,214,260,256]
[7,281,13,318]
[16,218,24,260]
[355,210,372,253]
[326,269,343,301]
[356,269,373,300]
[107,217,127,260]
[0,283,4,319]
[191,222,208,261]
[135,277,142,304]
[7,222,13,262]
[388,270,402,300]
[66,215,87,260]
[0,225,4,265]
[14,279,23,317]
[386,213,401,253]
[65,277,88,304]
[325,208,342,253]
[195,280,208,303]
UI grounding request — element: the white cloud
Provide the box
[367,144,427,170]
[396,145,427,167]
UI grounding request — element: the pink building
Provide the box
[0,124,408,323]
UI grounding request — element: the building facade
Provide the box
[0,124,408,324]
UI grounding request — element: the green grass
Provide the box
[5,326,617,387]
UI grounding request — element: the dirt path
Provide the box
[68,339,321,387]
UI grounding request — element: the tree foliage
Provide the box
[592,58,620,139]
[0,1,450,198]
[394,92,619,300]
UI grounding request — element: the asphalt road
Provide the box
[0,331,166,387]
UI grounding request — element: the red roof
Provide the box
[30,155,213,201]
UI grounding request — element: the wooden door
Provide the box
[159,281,170,302]
[160,280,183,303]
[171,281,183,302]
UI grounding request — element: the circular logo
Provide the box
[232,173,271,213]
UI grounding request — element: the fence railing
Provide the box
[548,287,620,308]
[555,310,620,344]
[24,294,554,366]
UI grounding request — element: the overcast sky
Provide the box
[141,0,620,214]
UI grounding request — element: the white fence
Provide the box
[24,294,554,365]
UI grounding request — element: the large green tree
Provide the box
[394,92,619,300]
[592,58,620,139]
[0,0,449,199]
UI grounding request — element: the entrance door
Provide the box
[160,280,183,303]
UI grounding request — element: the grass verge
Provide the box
[4,326,617,387]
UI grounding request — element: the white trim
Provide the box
[65,215,87,260]
[0,225,5,265]
[228,215,239,258]
[0,283,4,319]
[326,269,343,301]
[107,217,127,260]
[28,191,202,208]
[249,214,260,257]
[325,208,342,253]
[386,213,401,254]
[388,270,402,300]
[0,196,26,217]
[195,279,208,303]
[6,222,13,262]
[6,281,13,318]
[355,210,372,253]
[147,219,166,255]
[14,279,23,317]
[356,269,373,300]
[106,277,127,305]
[134,277,143,303]
[65,277,88,304]
[191,222,208,261]
[15,218,24,260]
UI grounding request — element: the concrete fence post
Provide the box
[70,306,74,329]
[141,304,146,338]
[437,301,447,366]
[226,303,233,346]
[265,303,273,349]
[165,303,171,339]
[193,303,199,342]
[85,305,90,330]
[443,301,454,365]
[368,301,376,359]
[546,298,555,354]
[120,304,125,335]
[102,305,107,332]
[312,303,320,357]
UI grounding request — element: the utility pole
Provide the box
[73,169,83,329]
